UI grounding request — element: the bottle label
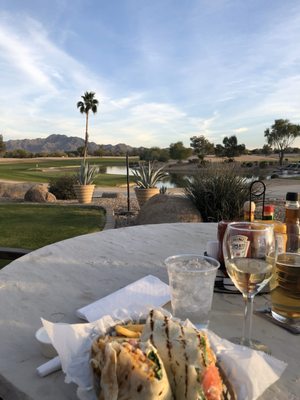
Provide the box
[253,234,267,258]
[230,235,250,257]
[276,234,286,254]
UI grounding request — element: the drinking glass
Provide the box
[271,250,300,326]
[223,222,276,351]
[165,254,219,329]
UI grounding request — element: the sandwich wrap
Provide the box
[141,309,223,400]
[91,336,172,400]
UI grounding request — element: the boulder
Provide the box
[24,184,56,203]
[0,183,33,199]
[136,194,202,225]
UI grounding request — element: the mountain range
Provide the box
[5,134,136,154]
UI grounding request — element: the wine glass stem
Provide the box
[242,294,254,346]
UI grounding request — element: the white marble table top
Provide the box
[0,223,298,400]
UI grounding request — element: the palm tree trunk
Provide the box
[83,112,89,161]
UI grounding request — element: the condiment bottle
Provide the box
[217,220,230,273]
[243,201,255,221]
[263,205,275,220]
[254,220,287,254]
[274,221,287,254]
[285,192,300,252]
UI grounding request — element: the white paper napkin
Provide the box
[42,309,287,400]
[207,330,287,400]
[76,275,170,322]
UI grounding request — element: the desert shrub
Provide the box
[259,161,268,168]
[184,163,250,222]
[271,173,279,179]
[48,175,77,200]
[159,185,168,194]
[99,165,107,173]
[188,158,200,164]
[246,162,253,167]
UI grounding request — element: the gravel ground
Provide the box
[93,194,140,228]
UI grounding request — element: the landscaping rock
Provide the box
[0,183,33,199]
[136,194,202,225]
[24,184,56,203]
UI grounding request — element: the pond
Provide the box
[104,166,268,188]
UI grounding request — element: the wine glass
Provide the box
[223,221,276,352]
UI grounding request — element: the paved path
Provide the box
[263,178,300,199]
[94,178,300,200]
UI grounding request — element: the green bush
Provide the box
[259,161,268,168]
[184,163,250,222]
[48,175,77,200]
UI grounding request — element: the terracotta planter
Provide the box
[134,187,160,208]
[73,184,95,204]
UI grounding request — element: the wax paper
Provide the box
[42,308,287,400]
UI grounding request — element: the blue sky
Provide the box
[1,0,300,149]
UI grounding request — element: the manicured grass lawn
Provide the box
[0,157,137,186]
[0,203,106,268]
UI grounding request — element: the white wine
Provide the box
[223,222,276,352]
[226,258,275,296]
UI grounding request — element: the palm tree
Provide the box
[77,91,99,160]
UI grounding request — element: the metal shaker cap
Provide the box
[286,192,299,201]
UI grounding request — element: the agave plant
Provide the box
[77,161,99,185]
[131,161,168,189]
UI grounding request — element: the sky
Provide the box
[0,0,300,150]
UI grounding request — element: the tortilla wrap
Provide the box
[141,309,223,400]
[91,337,172,400]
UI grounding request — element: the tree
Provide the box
[190,135,214,162]
[262,144,272,156]
[222,135,245,159]
[169,141,192,161]
[77,146,85,157]
[0,134,5,155]
[264,119,300,165]
[140,147,170,162]
[214,144,225,157]
[77,91,99,160]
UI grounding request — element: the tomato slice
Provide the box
[202,364,223,400]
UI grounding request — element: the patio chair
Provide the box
[0,247,31,261]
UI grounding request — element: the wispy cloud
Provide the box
[234,127,248,134]
[1,2,300,149]
[0,14,112,145]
